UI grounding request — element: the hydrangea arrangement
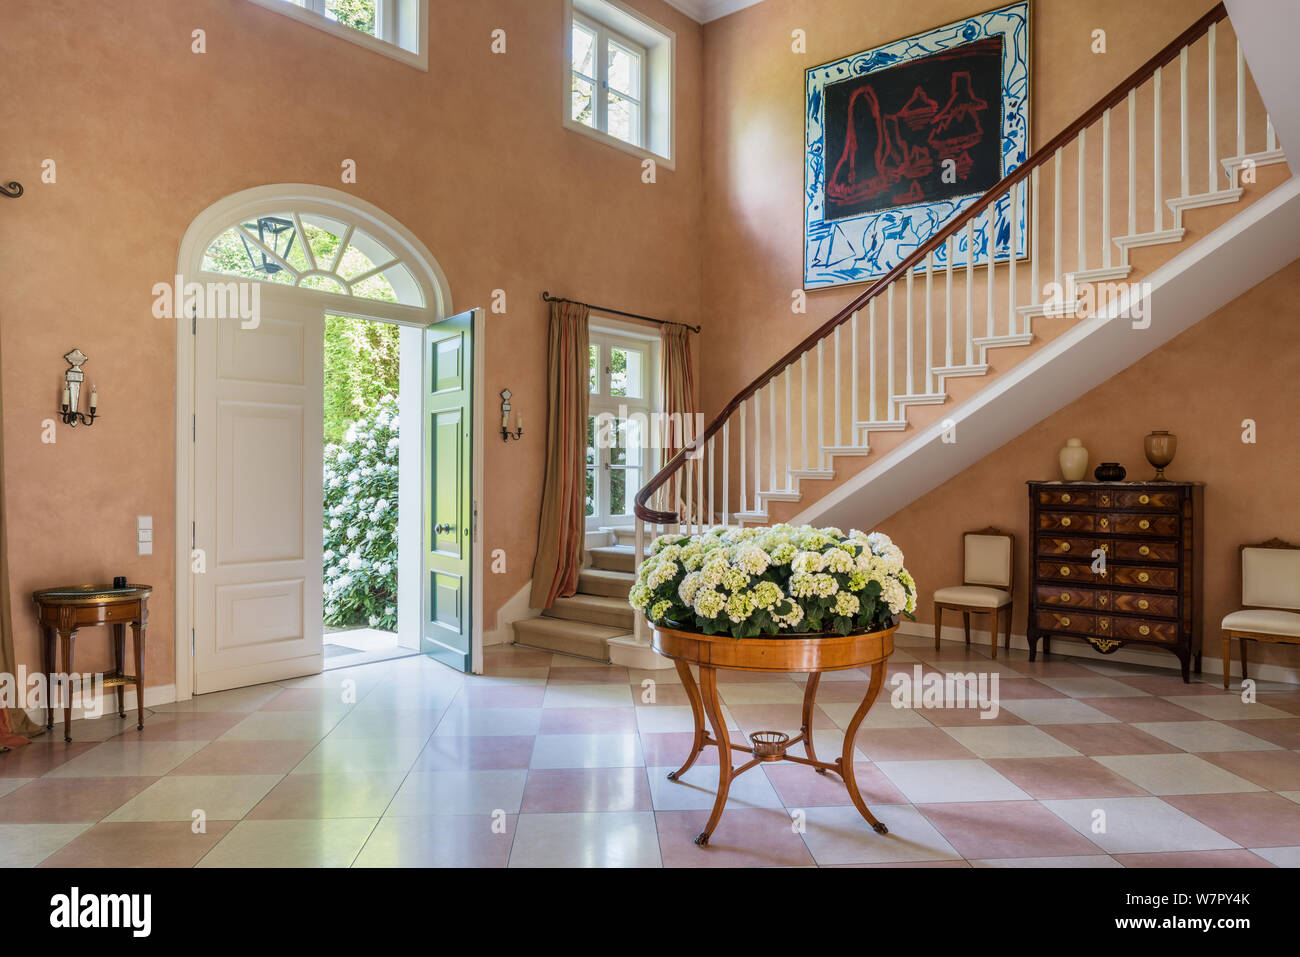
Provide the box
[323,394,399,630]
[629,525,916,639]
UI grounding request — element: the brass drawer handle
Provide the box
[1139,545,1150,556]
[1138,599,1149,610]
[1061,517,1072,527]
[1061,542,1071,552]
[1100,619,1109,629]
[1098,595,1108,606]
[1100,518,1109,528]
[1100,495,1110,506]
[1139,625,1150,636]
[1139,494,1150,505]
[1060,566,1071,577]
[1139,519,1150,530]
[1060,617,1071,627]
[1060,593,1071,602]
[1061,493,1071,503]
[1138,572,1150,583]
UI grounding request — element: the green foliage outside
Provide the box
[324,315,400,446]
[327,0,377,35]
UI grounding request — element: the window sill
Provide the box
[244,0,428,71]
[562,117,676,171]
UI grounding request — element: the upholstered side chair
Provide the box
[1221,539,1300,690]
[933,528,1015,659]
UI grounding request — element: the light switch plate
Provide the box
[137,516,153,556]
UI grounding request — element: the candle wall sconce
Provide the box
[60,349,99,427]
[500,389,523,441]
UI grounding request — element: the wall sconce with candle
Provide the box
[500,389,523,441]
[59,348,99,427]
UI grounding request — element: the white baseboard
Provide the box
[483,581,537,647]
[23,682,178,726]
[898,620,1300,686]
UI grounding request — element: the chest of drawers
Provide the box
[1027,481,1204,682]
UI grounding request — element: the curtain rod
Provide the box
[541,292,700,333]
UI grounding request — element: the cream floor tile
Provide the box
[431,707,542,737]
[292,737,428,775]
[248,771,408,819]
[1159,696,1291,721]
[716,682,806,705]
[1037,676,1152,698]
[1280,791,1300,805]
[386,769,528,816]
[1043,797,1239,854]
[628,667,683,686]
[646,764,783,812]
[820,700,933,729]
[152,685,285,713]
[0,778,33,799]
[1132,720,1280,753]
[970,855,1122,867]
[353,685,462,712]
[529,734,644,769]
[0,823,92,868]
[1250,845,1300,867]
[508,811,661,867]
[197,818,377,867]
[807,729,871,762]
[942,726,1083,759]
[634,706,702,734]
[353,814,514,867]
[999,698,1119,725]
[44,740,207,778]
[1094,754,1262,796]
[218,711,346,741]
[873,759,1030,804]
[542,684,635,709]
[105,774,283,822]
[326,708,449,740]
[799,804,962,866]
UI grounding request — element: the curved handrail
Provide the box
[635,2,1227,524]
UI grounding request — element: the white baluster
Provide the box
[706,434,714,527]
[1007,188,1017,334]
[1180,46,1190,197]
[986,204,996,337]
[784,365,792,488]
[850,311,860,443]
[753,391,761,500]
[1030,167,1040,313]
[1054,148,1064,285]
[1128,89,1137,237]
[886,282,896,417]
[816,338,825,468]
[833,324,842,445]
[1236,39,1245,158]
[868,300,878,421]
[924,253,934,392]
[965,220,975,364]
[767,379,776,491]
[1208,23,1217,190]
[1267,114,1277,152]
[1154,66,1163,230]
[905,268,915,394]
[800,352,809,469]
[1102,108,1111,268]
[945,236,955,363]
[739,402,747,514]
[1077,126,1087,273]
[722,420,730,525]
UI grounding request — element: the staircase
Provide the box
[621,2,1297,666]
[511,529,639,662]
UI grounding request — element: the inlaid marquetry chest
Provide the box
[1027,481,1204,682]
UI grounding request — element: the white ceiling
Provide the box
[662,0,767,24]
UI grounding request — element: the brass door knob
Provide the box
[1061,493,1071,503]
[1139,494,1150,504]
[1139,625,1150,636]
[1061,516,1072,527]
[1138,599,1149,610]
[1139,545,1150,556]
[1139,519,1150,530]
[1138,572,1149,583]
[1060,566,1071,576]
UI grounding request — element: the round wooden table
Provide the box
[651,623,896,846]
[32,584,151,743]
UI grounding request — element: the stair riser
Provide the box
[511,624,610,663]
[577,573,634,599]
[589,552,636,573]
[545,605,635,630]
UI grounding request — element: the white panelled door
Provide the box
[193,287,324,693]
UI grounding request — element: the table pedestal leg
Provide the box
[695,665,731,847]
[801,672,824,772]
[839,661,889,834]
[667,660,705,781]
[42,627,55,732]
[58,630,76,743]
[112,623,126,719]
[133,620,146,732]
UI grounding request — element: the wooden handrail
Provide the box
[635,2,1228,524]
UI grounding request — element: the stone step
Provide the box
[603,526,638,546]
[511,616,621,663]
[545,594,635,629]
[588,544,637,573]
[577,567,635,599]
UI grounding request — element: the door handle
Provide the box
[434,523,456,535]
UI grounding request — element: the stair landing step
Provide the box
[588,544,637,572]
[546,594,635,628]
[511,616,621,662]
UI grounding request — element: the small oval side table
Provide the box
[651,623,896,846]
[32,584,151,743]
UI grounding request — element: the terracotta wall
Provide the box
[0,0,704,687]
[873,259,1300,670]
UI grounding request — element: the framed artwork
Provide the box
[804,2,1030,288]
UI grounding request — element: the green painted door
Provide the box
[422,311,474,672]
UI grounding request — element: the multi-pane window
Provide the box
[248,0,426,68]
[570,14,646,148]
[587,331,654,527]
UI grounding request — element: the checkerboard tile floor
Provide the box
[3,633,1300,867]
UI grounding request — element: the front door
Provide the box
[422,311,475,672]
[193,288,324,693]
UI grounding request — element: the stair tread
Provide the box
[589,544,636,555]
[579,567,635,582]
[513,616,626,639]
[550,594,632,611]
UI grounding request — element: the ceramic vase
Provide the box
[1058,438,1089,481]
[1144,430,1177,481]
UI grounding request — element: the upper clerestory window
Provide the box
[246,0,428,70]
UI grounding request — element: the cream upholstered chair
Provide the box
[1221,539,1300,690]
[933,528,1014,659]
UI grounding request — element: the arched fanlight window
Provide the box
[200,211,425,307]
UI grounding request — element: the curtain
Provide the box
[0,333,38,746]
[529,300,590,609]
[660,323,697,518]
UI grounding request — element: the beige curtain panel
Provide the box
[659,323,697,517]
[529,299,591,610]
[0,333,41,742]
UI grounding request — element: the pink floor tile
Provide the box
[1001,659,1100,678]
[655,808,817,867]
[1115,675,1223,696]
[724,704,837,734]
[414,735,536,771]
[981,678,1068,700]
[1038,723,1182,756]
[639,731,747,768]
[0,776,158,822]
[762,761,907,807]
[1199,750,1300,791]
[170,739,316,775]
[1163,791,1300,847]
[1256,692,1300,715]
[855,728,976,762]
[0,741,98,777]
[461,686,547,708]
[1113,849,1276,867]
[1220,718,1300,750]
[630,684,695,707]
[1082,696,1204,723]
[258,688,356,711]
[918,801,1105,860]
[918,705,1028,727]
[985,757,1150,799]
[546,667,631,684]
[520,768,652,812]
[538,708,638,734]
[38,821,237,867]
[121,712,250,741]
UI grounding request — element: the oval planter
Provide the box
[650,621,896,674]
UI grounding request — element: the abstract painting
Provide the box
[804,3,1030,288]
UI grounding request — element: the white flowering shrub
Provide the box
[629,525,916,639]
[323,394,399,630]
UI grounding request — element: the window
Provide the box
[587,328,658,528]
[245,0,428,70]
[565,0,675,168]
